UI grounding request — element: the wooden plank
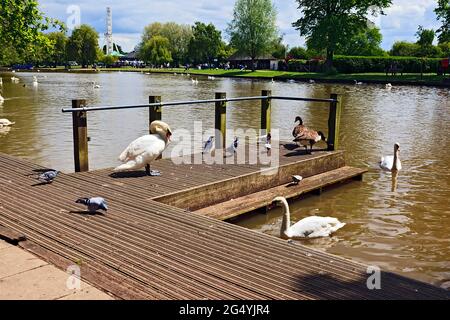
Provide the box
[0,225,26,243]
[153,151,345,211]
[195,166,367,220]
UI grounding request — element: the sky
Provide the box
[39,0,442,53]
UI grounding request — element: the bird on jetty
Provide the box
[203,136,215,155]
[37,170,59,184]
[260,132,272,151]
[76,197,108,214]
[272,196,346,239]
[114,121,172,176]
[292,175,303,185]
[0,119,15,127]
[380,143,402,171]
[292,116,326,154]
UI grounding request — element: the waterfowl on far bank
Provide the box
[380,143,402,171]
[354,80,363,85]
[272,196,346,239]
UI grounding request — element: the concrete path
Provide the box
[0,240,113,300]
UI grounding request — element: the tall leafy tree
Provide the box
[227,0,279,71]
[140,22,192,65]
[292,0,392,69]
[46,32,68,67]
[0,0,62,65]
[139,36,173,66]
[67,25,99,68]
[188,22,223,65]
[435,0,450,43]
[415,26,442,57]
[336,26,385,56]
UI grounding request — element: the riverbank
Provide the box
[9,66,450,87]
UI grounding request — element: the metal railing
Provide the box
[62,90,341,172]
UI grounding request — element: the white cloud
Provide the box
[39,0,441,52]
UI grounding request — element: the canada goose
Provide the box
[114,121,172,176]
[380,143,402,171]
[292,116,306,138]
[293,130,326,154]
[272,197,346,239]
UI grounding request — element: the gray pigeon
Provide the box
[38,170,59,184]
[76,197,108,213]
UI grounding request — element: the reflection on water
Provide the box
[0,71,449,288]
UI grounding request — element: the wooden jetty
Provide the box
[0,150,448,300]
[1,92,448,300]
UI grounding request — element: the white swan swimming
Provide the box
[11,77,19,83]
[0,93,4,103]
[380,143,402,171]
[0,119,15,127]
[272,196,346,239]
[0,77,3,86]
[32,76,38,86]
[354,80,363,85]
[386,83,392,89]
[92,81,101,89]
[114,121,172,176]
[191,78,198,84]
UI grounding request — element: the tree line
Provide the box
[1,0,449,71]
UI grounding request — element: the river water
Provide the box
[0,71,449,289]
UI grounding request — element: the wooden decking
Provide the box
[0,149,448,300]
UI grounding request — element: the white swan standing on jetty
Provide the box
[0,119,15,128]
[272,197,346,239]
[114,121,172,176]
[380,143,402,171]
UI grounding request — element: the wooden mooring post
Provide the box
[72,99,89,172]
[261,90,272,134]
[327,93,341,151]
[215,92,227,149]
[149,95,162,133]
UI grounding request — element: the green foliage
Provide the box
[390,41,421,57]
[438,42,450,57]
[217,43,237,62]
[333,56,441,73]
[100,55,119,66]
[336,27,386,56]
[271,37,287,59]
[227,0,279,70]
[188,22,223,64]
[287,46,310,59]
[139,36,173,66]
[67,24,99,67]
[416,26,435,47]
[292,0,392,68]
[140,22,192,65]
[45,32,68,66]
[0,0,63,65]
[288,56,442,74]
[435,0,450,44]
